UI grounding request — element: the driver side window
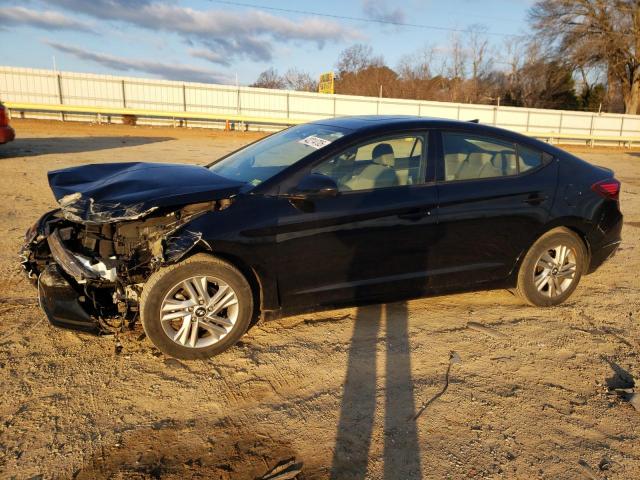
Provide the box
[311,135,426,192]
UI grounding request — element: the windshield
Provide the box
[209,124,349,186]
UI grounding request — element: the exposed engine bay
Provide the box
[20,198,232,333]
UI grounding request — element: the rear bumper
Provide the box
[588,203,623,273]
[0,126,15,144]
[38,264,100,334]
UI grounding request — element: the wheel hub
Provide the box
[533,244,577,297]
[159,275,239,348]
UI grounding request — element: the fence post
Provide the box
[57,73,64,121]
[558,112,563,134]
[237,86,241,115]
[457,104,461,120]
[333,96,337,117]
[589,113,595,147]
[286,92,290,119]
[526,110,531,132]
[418,103,421,117]
[182,84,187,112]
[121,80,127,109]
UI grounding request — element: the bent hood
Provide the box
[48,162,244,224]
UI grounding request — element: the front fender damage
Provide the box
[21,197,229,334]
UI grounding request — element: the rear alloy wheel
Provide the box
[516,228,586,307]
[141,254,253,359]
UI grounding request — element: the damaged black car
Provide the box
[21,116,623,359]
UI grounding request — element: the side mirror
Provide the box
[291,173,339,199]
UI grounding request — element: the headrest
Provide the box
[467,152,486,164]
[372,143,394,166]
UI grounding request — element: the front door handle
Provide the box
[398,208,431,221]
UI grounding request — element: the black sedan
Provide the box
[20,116,623,359]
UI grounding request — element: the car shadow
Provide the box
[0,136,174,158]
[330,302,422,479]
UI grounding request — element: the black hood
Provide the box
[48,162,244,223]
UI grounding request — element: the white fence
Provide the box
[1,66,639,142]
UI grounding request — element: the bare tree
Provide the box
[446,33,468,101]
[467,25,492,103]
[336,44,384,75]
[283,68,318,92]
[251,68,317,92]
[530,0,640,114]
[499,37,527,105]
[251,68,285,89]
[396,45,439,99]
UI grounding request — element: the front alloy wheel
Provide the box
[160,276,239,349]
[141,254,254,359]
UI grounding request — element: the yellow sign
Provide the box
[318,72,334,94]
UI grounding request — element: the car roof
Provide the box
[311,114,556,152]
[313,115,442,130]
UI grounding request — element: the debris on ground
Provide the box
[466,321,508,339]
[577,459,600,480]
[257,457,303,480]
[413,351,462,420]
[598,456,612,471]
[603,356,638,413]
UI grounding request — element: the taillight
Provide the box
[591,179,620,201]
[0,107,7,128]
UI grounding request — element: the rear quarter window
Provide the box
[517,144,544,173]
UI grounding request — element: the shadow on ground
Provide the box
[0,136,174,158]
[331,303,422,479]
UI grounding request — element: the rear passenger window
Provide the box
[443,132,517,181]
[517,144,543,173]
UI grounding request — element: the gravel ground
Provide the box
[0,119,639,479]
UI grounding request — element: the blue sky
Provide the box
[0,0,534,85]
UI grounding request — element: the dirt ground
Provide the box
[0,119,639,480]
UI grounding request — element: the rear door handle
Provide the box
[524,194,548,205]
[398,208,431,221]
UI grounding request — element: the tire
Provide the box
[140,253,254,359]
[515,227,587,307]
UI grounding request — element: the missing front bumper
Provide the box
[38,264,100,334]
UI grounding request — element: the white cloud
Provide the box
[188,48,231,67]
[362,0,405,24]
[0,6,92,32]
[46,40,232,84]
[46,0,362,62]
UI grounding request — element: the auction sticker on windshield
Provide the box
[298,135,332,149]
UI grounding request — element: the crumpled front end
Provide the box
[20,200,229,334]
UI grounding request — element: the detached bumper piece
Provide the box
[38,264,100,333]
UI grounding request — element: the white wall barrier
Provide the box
[1,66,639,144]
